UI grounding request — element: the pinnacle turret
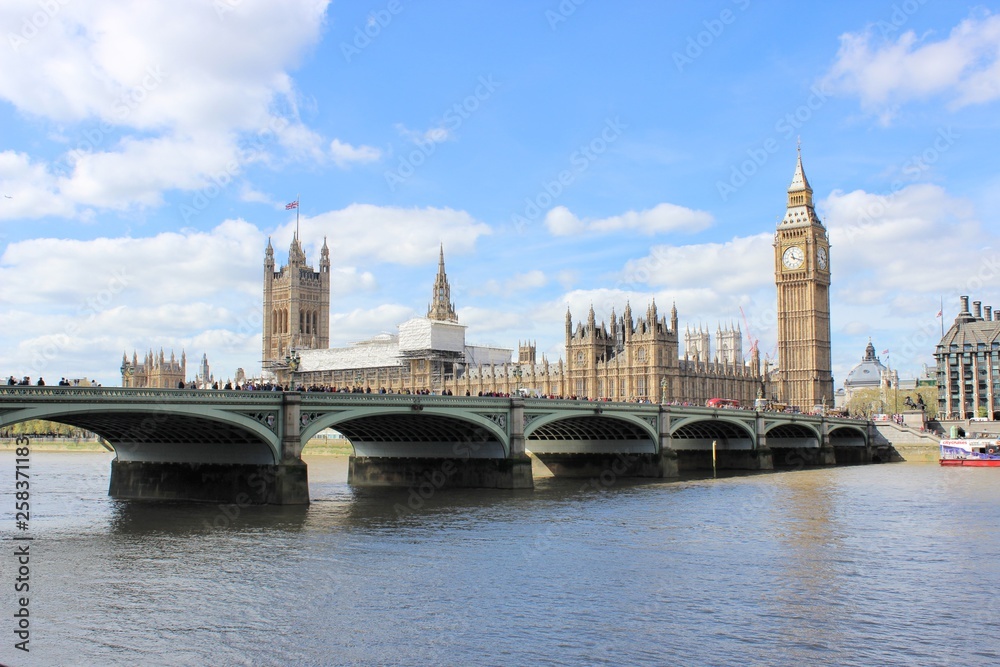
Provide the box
[427,244,458,322]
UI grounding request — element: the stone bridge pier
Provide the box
[340,397,534,490]
[109,392,311,505]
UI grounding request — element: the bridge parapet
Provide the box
[0,387,880,501]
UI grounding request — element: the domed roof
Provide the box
[844,340,887,389]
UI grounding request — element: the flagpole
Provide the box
[296,193,300,239]
[940,295,944,338]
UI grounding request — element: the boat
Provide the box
[939,439,1000,466]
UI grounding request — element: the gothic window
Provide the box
[577,351,584,363]
[637,377,647,397]
[575,379,585,396]
[637,348,646,363]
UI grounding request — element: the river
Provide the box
[1,453,998,666]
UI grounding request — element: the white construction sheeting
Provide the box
[398,318,466,354]
[296,333,402,371]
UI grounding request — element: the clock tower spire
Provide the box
[774,146,833,409]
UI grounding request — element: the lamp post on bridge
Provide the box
[283,349,300,390]
[513,366,523,396]
[660,377,668,405]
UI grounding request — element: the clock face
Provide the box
[817,247,828,270]
[782,246,804,269]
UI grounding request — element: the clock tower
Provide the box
[774,147,834,409]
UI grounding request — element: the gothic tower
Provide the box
[774,147,833,408]
[716,323,743,365]
[262,233,330,372]
[427,244,458,322]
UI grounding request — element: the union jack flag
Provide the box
[285,200,299,210]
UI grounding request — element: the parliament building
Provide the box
[260,152,834,407]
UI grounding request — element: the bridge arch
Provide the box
[668,415,756,450]
[300,406,510,459]
[765,421,822,449]
[828,424,869,447]
[524,411,659,455]
[0,404,280,464]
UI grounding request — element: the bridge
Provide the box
[0,387,879,505]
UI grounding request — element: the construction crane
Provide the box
[739,305,759,361]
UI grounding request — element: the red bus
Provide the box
[705,398,739,409]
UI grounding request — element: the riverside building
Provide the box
[935,296,1000,419]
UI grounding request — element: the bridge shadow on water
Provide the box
[107,498,311,536]
[104,456,856,537]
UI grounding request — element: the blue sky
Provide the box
[2,0,1000,386]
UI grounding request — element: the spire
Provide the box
[788,138,812,195]
[320,236,330,273]
[427,244,458,322]
[780,143,822,227]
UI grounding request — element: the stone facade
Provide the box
[774,148,834,409]
[121,349,186,388]
[935,296,1000,419]
[280,250,767,404]
[263,234,330,374]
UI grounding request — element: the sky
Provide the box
[2,0,1000,387]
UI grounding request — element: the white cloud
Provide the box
[823,11,1000,122]
[824,183,988,293]
[544,203,713,237]
[0,1,331,215]
[239,184,272,204]
[330,267,377,297]
[621,233,774,293]
[0,218,264,306]
[280,203,492,266]
[0,219,267,381]
[329,304,415,346]
[329,139,382,167]
[394,123,452,145]
[0,151,76,220]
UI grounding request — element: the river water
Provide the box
[1,452,998,667]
